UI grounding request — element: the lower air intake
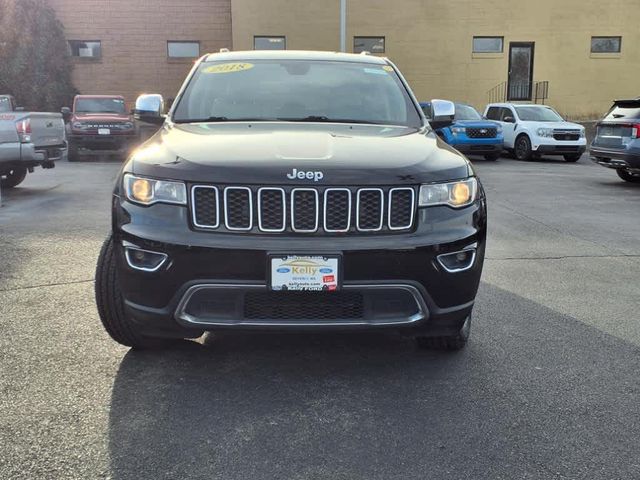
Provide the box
[244,291,365,320]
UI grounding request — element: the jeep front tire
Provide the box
[95,234,174,349]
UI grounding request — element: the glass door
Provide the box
[508,42,535,101]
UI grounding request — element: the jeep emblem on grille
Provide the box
[286,168,324,182]
[480,129,487,134]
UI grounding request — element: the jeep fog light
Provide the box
[124,246,168,272]
[437,249,476,273]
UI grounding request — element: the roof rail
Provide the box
[219,48,230,53]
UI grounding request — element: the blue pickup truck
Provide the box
[420,102,504,161]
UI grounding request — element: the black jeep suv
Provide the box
[95,51,487,350]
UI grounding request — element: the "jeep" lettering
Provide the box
[286,168,324,182]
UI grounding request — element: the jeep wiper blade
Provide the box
[279,116,383,125]
[174,117,280,124]
[174,116,229,123]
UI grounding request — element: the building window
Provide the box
[254,36,286,50]
[167,41,200,58]
[591,36,621,53]
[353,36,385,54]
[472,37,503,53]
[68,40,101,58]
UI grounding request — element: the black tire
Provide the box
[564,154,582,162]
[484,152,501,161]
[68,144,80,162]
[0,166,27,188]
[415,314,471,351]
[617,169,640,183]
[514,135,532,161]
[95,234,174,349]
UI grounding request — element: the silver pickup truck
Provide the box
[0,95,67,188]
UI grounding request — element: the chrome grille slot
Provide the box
[224,187,253,231]
[258,188,286,232]
[388,188,415,230]
[323,188,351,232]
[191,186,219,228]
[357,188,384,231]
[291,188,319,232]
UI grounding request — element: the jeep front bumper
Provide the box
[111,193,487,339]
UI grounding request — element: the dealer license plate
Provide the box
[98,128,110,135]
[269,255,340,291]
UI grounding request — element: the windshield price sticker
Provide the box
[203,63,254,74]
[270,255,340,291]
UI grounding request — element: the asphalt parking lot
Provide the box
[1,154,639,479]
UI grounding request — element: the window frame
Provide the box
[353,36,386,54]
[253,36,287,51]
[167,40,201,59]
[472,36,504,54]
[590,36,622,54]
[68,40,102,59]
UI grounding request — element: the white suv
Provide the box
[484,103,586,162]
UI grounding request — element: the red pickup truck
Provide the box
[65,95,138,161]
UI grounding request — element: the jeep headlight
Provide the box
[536,127,554,138]
[123,173,186,206]
[418,178,478,208]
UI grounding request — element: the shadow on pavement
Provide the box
[107,282,640,480]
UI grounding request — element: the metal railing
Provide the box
[487,81,549,104]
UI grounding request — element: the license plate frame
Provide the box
[268,254,342,292]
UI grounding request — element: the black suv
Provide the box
[95,51,487,350]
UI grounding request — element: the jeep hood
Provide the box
[129,122,472,185]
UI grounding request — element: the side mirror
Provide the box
[134,94,165,125]
[60,107,71,122]
[428,99,455,129]
[503,116,515,123]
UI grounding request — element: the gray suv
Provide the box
[591,98,640,183]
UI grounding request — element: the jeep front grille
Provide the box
[190,185,416,235]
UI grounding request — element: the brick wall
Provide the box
[49,0,232,108]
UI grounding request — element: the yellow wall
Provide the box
[232,0,640,118]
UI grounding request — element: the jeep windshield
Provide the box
[75,98,126,114]
[172,60,422,128]
[515,106,564,122]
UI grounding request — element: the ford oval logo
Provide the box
[319,268,333,273]
[277,267,290,273]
